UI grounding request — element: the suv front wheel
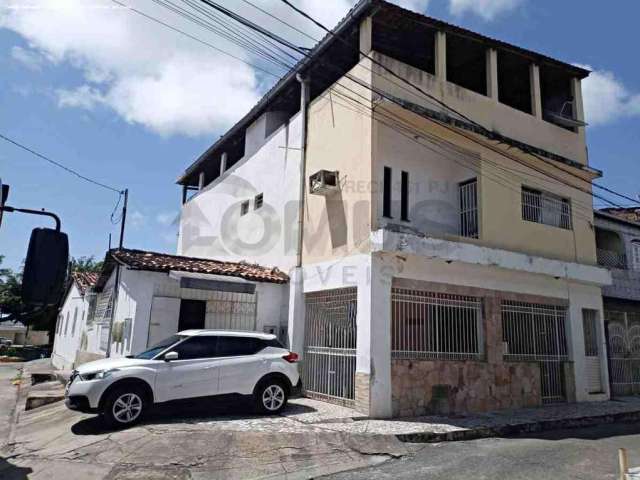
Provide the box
[255,379,288,414]
[102,385,147,427]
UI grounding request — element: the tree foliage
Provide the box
[70,256,103,273]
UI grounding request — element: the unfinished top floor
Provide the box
[177,0,592,196]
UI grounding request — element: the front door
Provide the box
[178,299,206,331]
[155,335,220,402]
[582,309,603,393]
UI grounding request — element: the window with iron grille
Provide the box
[521,186,572,230]
[501,300,568,361]
[582,309,599,357]
[459,178,478,238]
[391,288,484,360]
[240,200,249,216]
[92,289,114,324]
[254,193,263,210]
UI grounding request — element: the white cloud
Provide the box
[156,211,178,226]
[449,0,522,21]
[129,210,146,228]
[0,0,263,137]
[10,45,44,70]
[1,0,512,137]
[576,64,640,127]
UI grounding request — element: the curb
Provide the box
[395,410,640,443]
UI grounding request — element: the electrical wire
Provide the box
[110,0,282,78]
[0,132,122,194]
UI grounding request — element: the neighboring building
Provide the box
[0,319,26,345]
[0,319,49,346]
[175,0,612,417]
[51,272,99,369]
[594,209,640,396]
[77,249,289,363]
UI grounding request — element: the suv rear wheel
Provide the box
[102,385,147,427]
[255,379,288,414]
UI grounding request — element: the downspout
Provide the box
[296,73,310,268]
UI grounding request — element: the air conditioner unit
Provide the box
[309,170,339,196]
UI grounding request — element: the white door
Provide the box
[216,336,267,395]
[148,297,180,348]
[155,336,220,402]
[583,309,603,393]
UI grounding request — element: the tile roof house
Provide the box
[54,248,291,366]
[97,248,288,288]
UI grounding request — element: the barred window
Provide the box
[582,309,599,357]
[391,289,483,360]
[459,178,478,238]
[502,300,568,360]
[522,186,572,230]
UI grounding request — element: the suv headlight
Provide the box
[79,369,119,381]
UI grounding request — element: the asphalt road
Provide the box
[0,364,21,447]
[322,423,640,480]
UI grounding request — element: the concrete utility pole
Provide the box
[106,188,128,357]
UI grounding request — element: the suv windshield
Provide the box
[134,335,184,359]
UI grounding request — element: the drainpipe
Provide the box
[295,73,309,268]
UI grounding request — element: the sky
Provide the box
[1,0,639,271]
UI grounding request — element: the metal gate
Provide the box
[502,300,569,404]
[302,288,357,406]
[606,311,640,397]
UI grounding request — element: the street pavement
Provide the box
[0,364,22,447]
[0,374,411,480]
[321,422,640,480]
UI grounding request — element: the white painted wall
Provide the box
[52,283,90,370]
[84,268,289,359]
[178,112,302,272]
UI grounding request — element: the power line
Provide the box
[0,132,122,194]
[110,0,283,78]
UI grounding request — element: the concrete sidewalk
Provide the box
[299,397,640,442]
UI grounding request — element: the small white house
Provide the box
[79,248,289,362]
[51,272,99,370]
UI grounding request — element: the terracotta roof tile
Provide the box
[109,248,289,284]
[71,271,100,295]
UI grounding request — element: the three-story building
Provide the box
[177,0,611,417]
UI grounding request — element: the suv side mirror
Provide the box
[164,351,178,362]
[22,228,69,306]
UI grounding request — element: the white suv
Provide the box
[65,330,300,427]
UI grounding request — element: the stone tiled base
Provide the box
[355,373,371,415]
[391,359,541,417]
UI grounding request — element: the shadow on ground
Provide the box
[507,421,640,442]
[0,456,33,480]
[71,395,317,435]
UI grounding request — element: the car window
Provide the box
[172,336,218,360]
[263,338,284,349]
[215,336,263,357]
[135,335,184,359]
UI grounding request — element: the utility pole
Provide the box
[106,188,128,358]
[118,188,128,249]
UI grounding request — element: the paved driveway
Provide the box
[0,395,410,480]
[0,364,21,447]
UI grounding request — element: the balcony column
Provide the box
[530,64,543,120]
[220,152,228,176]
[359,16,372,57]
[571,77,587,142]
[486,48,499,101]
[435,31,447,80]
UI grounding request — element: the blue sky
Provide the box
[1,0,639,271]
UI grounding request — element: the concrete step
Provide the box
[25,391,65,411]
